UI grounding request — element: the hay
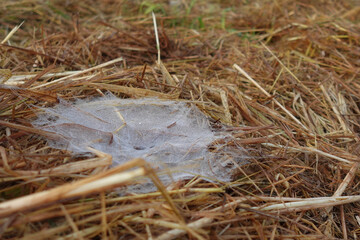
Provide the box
[1,0,360,239]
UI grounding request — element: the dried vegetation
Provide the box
[1,0,360,239]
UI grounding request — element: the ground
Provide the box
[0,0,360,239]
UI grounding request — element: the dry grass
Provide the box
[1,0,360,239]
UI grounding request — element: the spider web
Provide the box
[33,94,249,191]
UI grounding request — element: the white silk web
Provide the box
[33,95,248,191]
